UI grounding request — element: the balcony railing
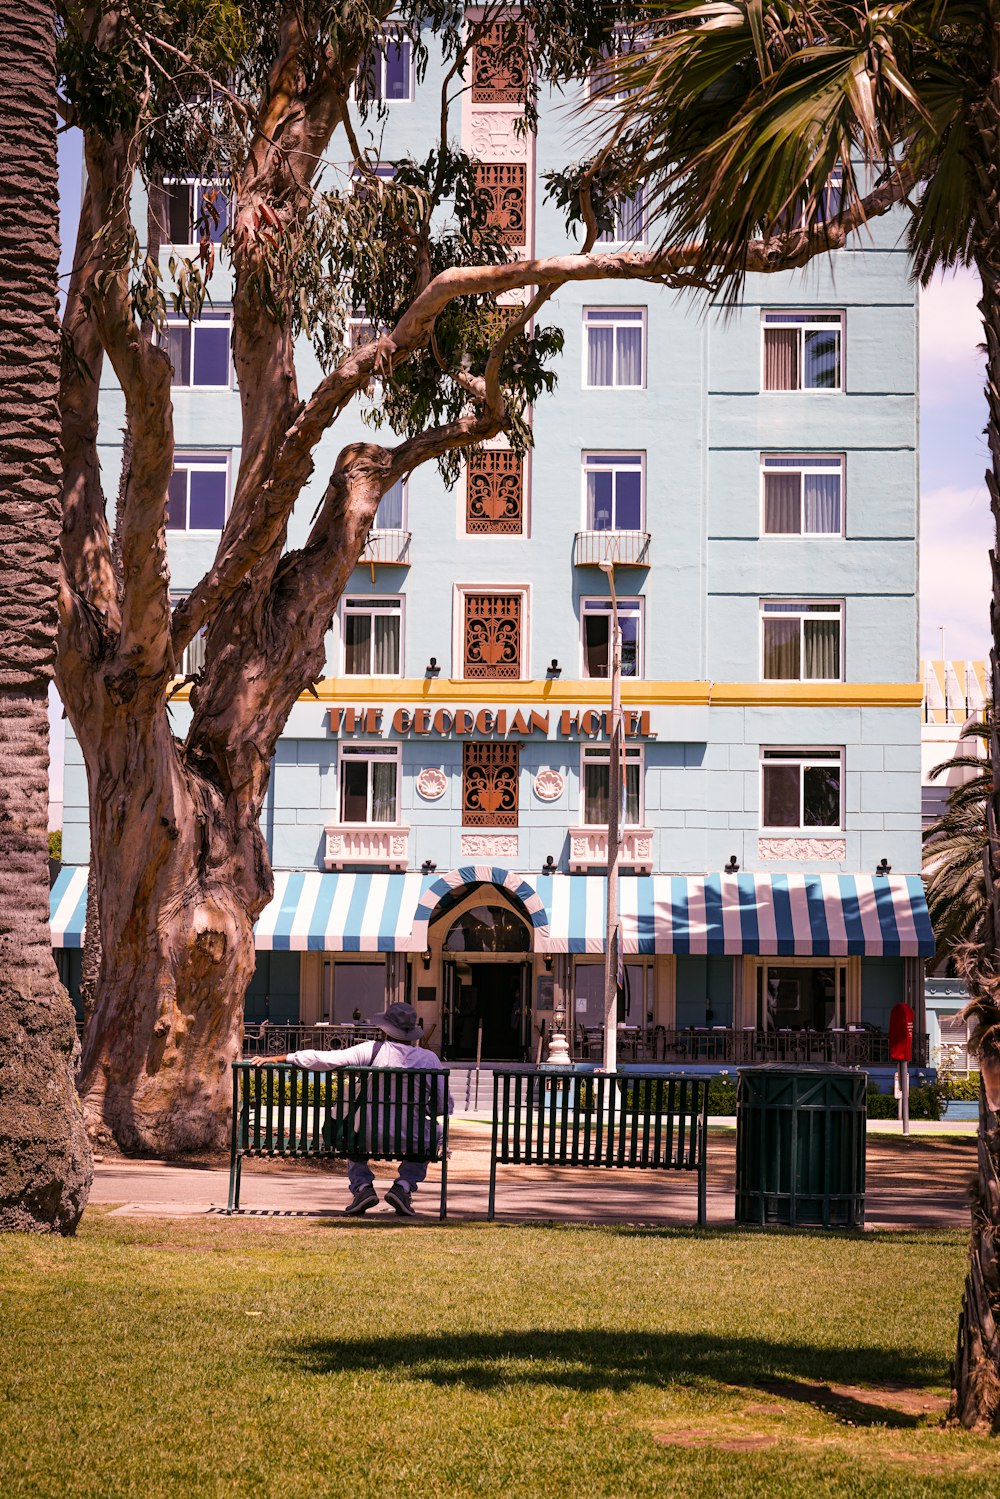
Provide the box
[568,826,654,872]
[572,1025,930,1069]
[324,824,410,870]
[361,527,411,566]
[574,529,651,567]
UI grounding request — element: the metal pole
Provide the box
[475,1018,483,1109]
[899,1057,910,1136]
[600,559,621,1076]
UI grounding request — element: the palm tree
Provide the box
[597,0,1000,1430]
[924,720,991,963]
[0,0,91,1230]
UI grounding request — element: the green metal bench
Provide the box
[227,1062,451,1217]
[488,1070,709,1224]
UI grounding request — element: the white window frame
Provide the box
[597,186,647,246]
[759,746,844,833]
[581,451,646,531]
[759,599,844,683]
[582,306,647,390]
[580,743,644,827]
[355,27,415,103]
[761,309,844,393]
[340,593,405,678]
[760,453,845,538]
[580,596,644,679]
[337,743,402,826]
[167,450,231,533]
[162,178,228,249]
[164,310,233,390]
[453,583,531,682]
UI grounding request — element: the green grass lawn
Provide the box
[0,1213,993,1497]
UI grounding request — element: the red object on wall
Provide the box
[889,1002,915,1062]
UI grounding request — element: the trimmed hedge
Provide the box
[941,1071,981,1101]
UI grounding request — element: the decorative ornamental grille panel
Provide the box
[463,742,520,826]
[471,23,529,103]
[463,593,522,679]
[467,451,523,534]
[474,162,527,245]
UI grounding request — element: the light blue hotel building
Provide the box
[53,23,935,1067]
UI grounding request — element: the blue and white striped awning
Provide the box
[50,867,934,958]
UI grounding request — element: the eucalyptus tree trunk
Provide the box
[0,0,92,1230]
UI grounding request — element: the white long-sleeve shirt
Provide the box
[286,1039,453,1118]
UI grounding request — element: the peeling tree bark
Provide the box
[0,0,92,1229]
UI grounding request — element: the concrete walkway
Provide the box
[90,1124,977,1230]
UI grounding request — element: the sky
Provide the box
[47,138,992,821]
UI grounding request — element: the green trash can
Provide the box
[735,1065,867,1228]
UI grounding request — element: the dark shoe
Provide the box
[345,1185,378,1216]
[385,1182,416,1217]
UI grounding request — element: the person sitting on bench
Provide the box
[258,1003,450,1218]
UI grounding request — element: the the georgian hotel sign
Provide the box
[329,706,653,738]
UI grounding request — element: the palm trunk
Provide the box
[952,233,1000,1427]
[0,0,92,1230]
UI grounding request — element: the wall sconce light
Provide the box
[421,949,432,971]
[544,954,553,972]
[875,857,892,877]
[547,658,561,677]
[542,854,557,875]
[725,855,740,873]
[425,656,440,677]
[421,859,437,874]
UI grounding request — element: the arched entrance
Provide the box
[436,892,534,1062]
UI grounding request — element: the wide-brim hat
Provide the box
[371,1002,422,1042]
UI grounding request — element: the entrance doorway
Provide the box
[445,961,530,1061]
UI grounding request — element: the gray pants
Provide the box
[347,1158,428,1194]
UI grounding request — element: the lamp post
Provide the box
[599,558,622,1075]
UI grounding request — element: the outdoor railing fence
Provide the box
[573,1025,929,1068]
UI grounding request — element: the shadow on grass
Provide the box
[286,1328,943,1426]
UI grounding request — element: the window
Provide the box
[359,32,413,102]
[761,600,843,681]
[761,748,843,830]
[374,478,407,531]
[463,743,519,827]
[169,593,206,675]
[342,596,402,676]
[762,454,843,535]
[473,162,527,247]
[164,311,232,388]
[762,311,843,391]
[167,452,229,531]
[466,450,523,534]
[462,591,523,679]
[583,451,644,531]
[339,745,400,824]
[582,598,643,678]
[757,963,846,1031]
[163,180,228,246]
[471,21,529,104]
[584,308,645,388]
[588,27,642,100]
[582,744,642,826]
[597,187,647,245]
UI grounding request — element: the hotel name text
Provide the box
[330,706,652,738]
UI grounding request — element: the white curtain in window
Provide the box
[376,479,404,530]
[624,763,640,824]
[804,619,840,679]
[587,326,614,386]
[763,327,799,390]
[763,473,800,533]
[373,613,400,674]
[616,326,643,385]
[345,615,371,674]
[803,473,841,532]
[371,760,397,822]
